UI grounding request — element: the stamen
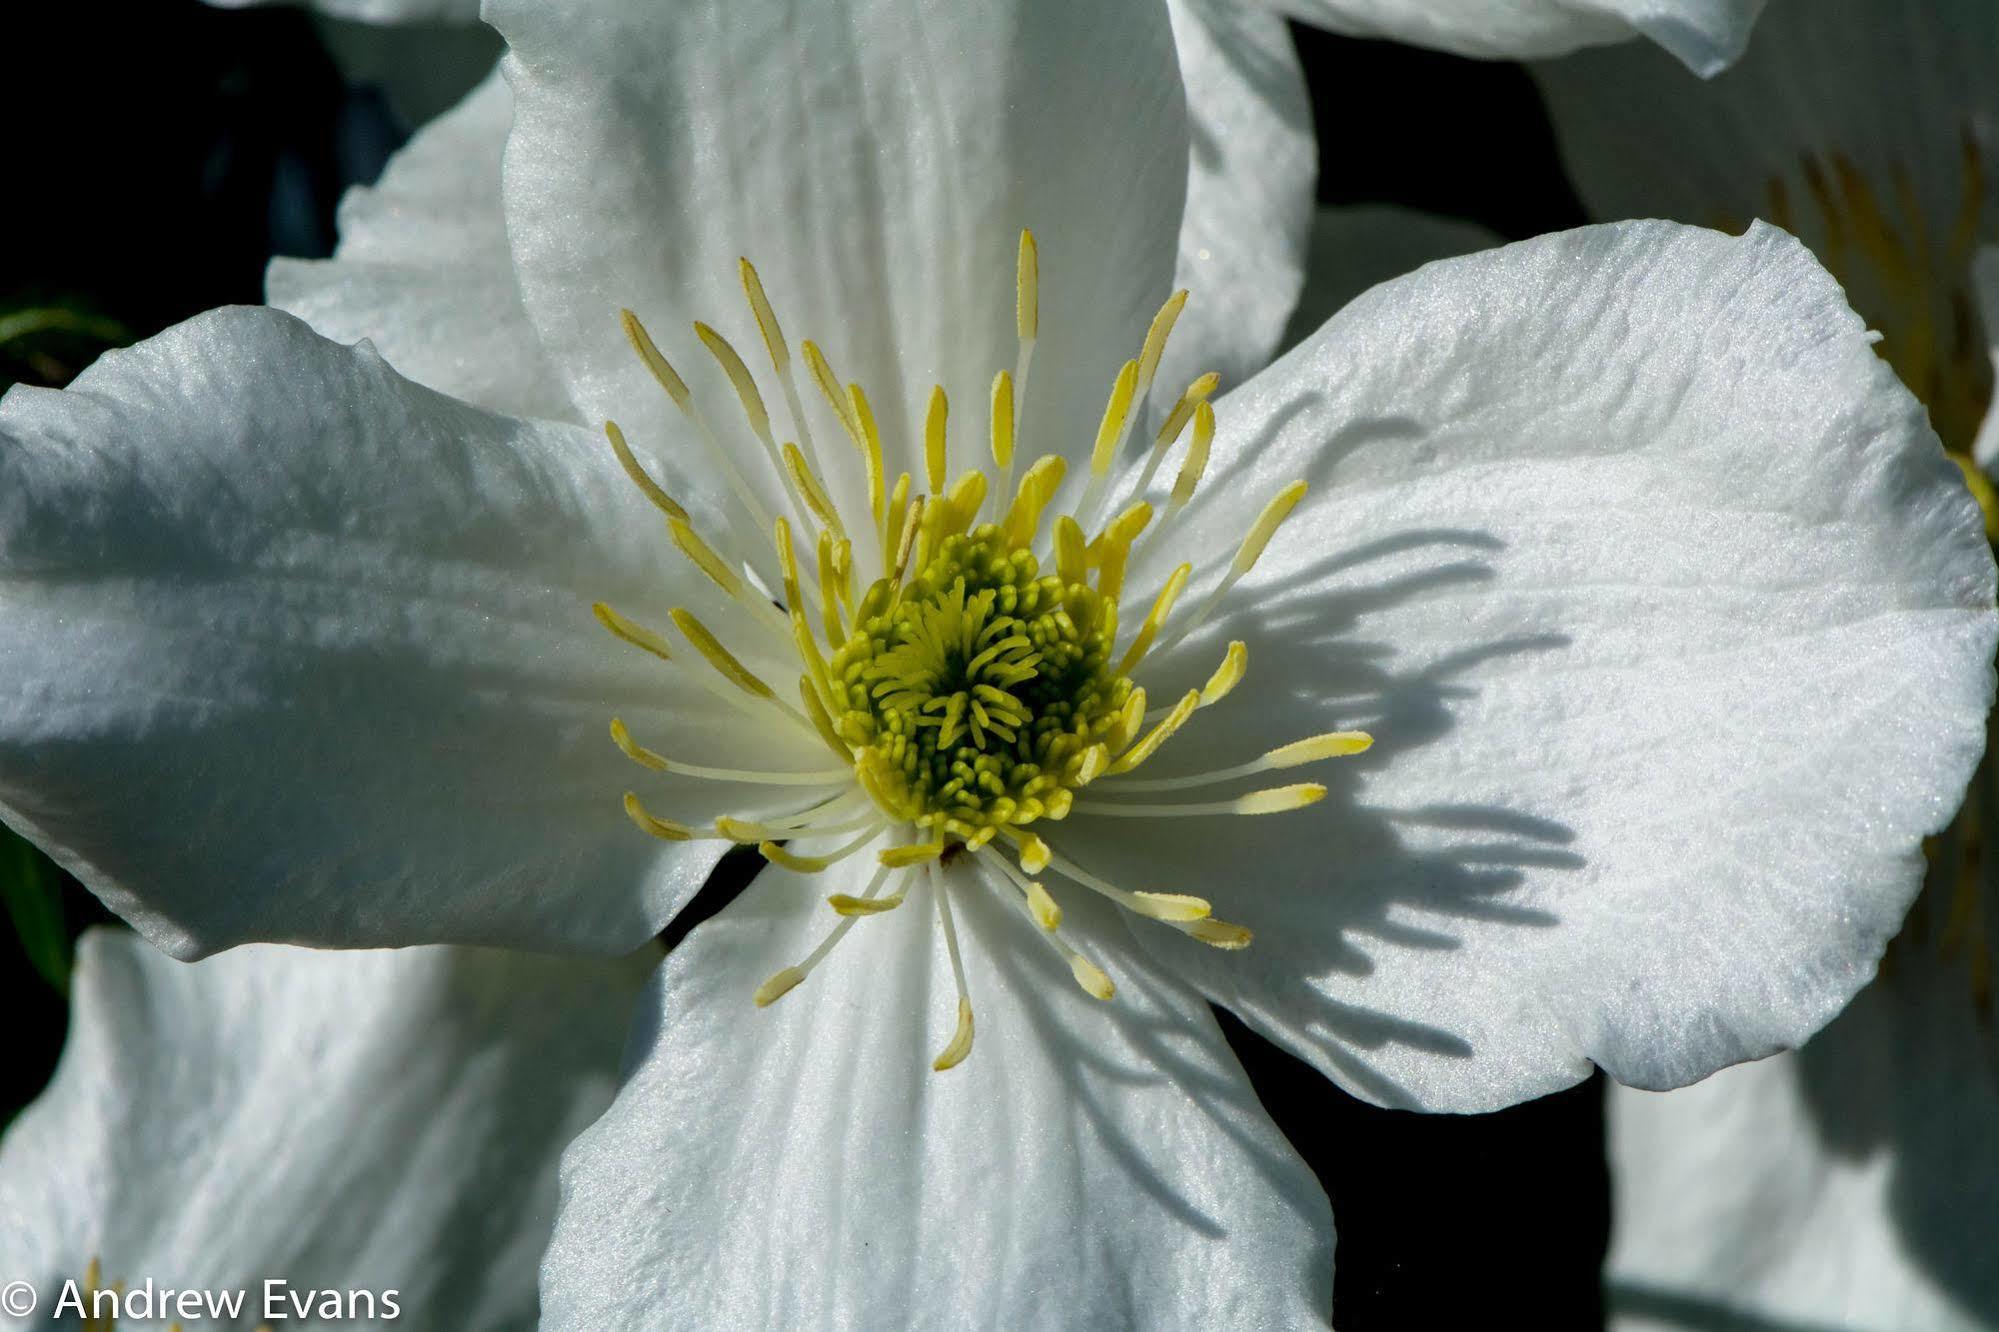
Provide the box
[1117,562,1191,674]
[848,383,888,545]
[669,608,778,700]
[1175,917,1254,949]
[602,420,688,521]
[1038,844,1212,921]
[924,385,950,494]
[1137,399,1214,562]
[1135,289,1189,406]
[782,441,848,540]
[738,257,827,477]
[624,791,695,841]
[1126,370,1219,505]
[1001,454,1066,549]
[990,369,1016,516]
[620,309,775,538]
[668,519,790,638]
[881,841,947,868]
[1079,358,1140,519]
[798,675,855,760]
[611,717,849,786]
[1075,783,1326,817]
[931,865,976,1071]
[758,822,884,873]
[693,320,809,523]
[801,339,861,441]
[756,864,894,1005]
[1155,481,1307,656]
[1104,688,1200,776]
[1106,730,1373,792]
[593,601,674,663]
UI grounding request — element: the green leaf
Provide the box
[0,827,68,996]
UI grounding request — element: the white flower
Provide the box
[0,930,645,1330]
[0,1,1993,1324]
[1535,3,1999,1326]
[1271,0,1768,74]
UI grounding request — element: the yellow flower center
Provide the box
[592,232,1371,1068]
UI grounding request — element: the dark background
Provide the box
[1,5,1605,1326]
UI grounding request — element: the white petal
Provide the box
[0,929,646,1330]
[0,305,817,957]
[1279,0,1766,75]
[488,0,1188,543]
[1158,0,1315,401]
[1535,0,1999,454]
[1282,205,1502,351]
[1606,862,1999,1330]
[266,68,575,422]
[541,859,1333,1329]
[204,0,481,20]
[1091,221,1996,1112]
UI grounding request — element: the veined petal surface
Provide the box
[541,858,1334,1330]
[0,306,813,957]
[0,929,646,1331]
[1277,0,1766,75]
[1093,221,1996,1112]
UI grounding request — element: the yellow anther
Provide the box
[1069,954,1115,1001]
[1267,731,1374,766]
[1108,688,1147,752]
[624,792,694,842]
[990,369,1016,470]
[1070,743,1110,786]
[801,340,859,440]
[849,382,888,531]
[1099,500,1154,549]
[714,816,768,844]
[782,441,847,538]
[1154,371,1219,447]
[1136,289,1189,396]
[738,257,789,371]
[1128,891,1212,922]
[1106,689,1199,775]
[593,602,675,663]
[754,966,806,1007]
[608,717,668,771]
[1090,359,1140,478]
[668,518,748,601]
[933,996,975,1072]
[1183,918,1253,950]
[1015,831,1053,874]
[829,890,906,916]
[669,607,776,699]
[1235,783,1326,815]
[881,841,946,868]
[889,495,925,589]
[619,309,692,407]
[884,472,913,569]
[758,830,880,874]
[1171,401,1215,508]
[1234,480,1308,575]
[692,320,774,444]
[1016,229,1039,342]
[1201,641,1248,706]
[942,470,988,539]
[1118,562,1191,674]
[1027,880,1062,930]
[1053,515,1088,586]
[774,516,804,609]
[799,675,853,761]
[816,530,845,645]
[1002,454,1066,548]
[602,420,688,522]
[924,385,950,493]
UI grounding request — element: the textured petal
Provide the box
[1087,221,1996,1112]
[1279,0,1766,75]
[1535,0,1999,455]
[0,928,646,1331]
[1606,854,1999,1331]
[1158,0,1315,402]
[488,0,1188,546]
[0,305,820,957]
[266,68,575,422]
[541,858,1333,1329]
[1281,204,1502,350]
